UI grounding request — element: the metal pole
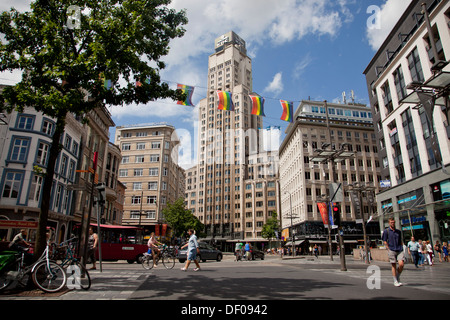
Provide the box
[96,200,103,272]
[335,160,347,272]
[360,189,369,264]
[327,198,333,261]
[81,155,96,269]
[288,192,295,255]
[421,2,439,70]
[324,100,334,261]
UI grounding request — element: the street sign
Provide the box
[329,183,343,202]
[380,180,391,188]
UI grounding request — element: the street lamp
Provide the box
[348,182,375,264]
[283,191,298,255]
[310,144,355,271]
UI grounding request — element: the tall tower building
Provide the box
[193,31,265,250]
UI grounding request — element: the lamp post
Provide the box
[310,144,355,271]
[283,190,298,255]
[348,182,375,265]
[317,193,333,261]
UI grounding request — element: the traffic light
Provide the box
[95,183,106,206]
[332,203,341,227]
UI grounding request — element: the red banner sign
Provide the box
[0,220,38,229]
[317,203,329,226]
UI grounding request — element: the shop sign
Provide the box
[401,216,426,225]
[0,220,38,229]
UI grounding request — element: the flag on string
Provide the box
[280,100,293,122]
[104,79,112,90]
[216,90,234,111]
[136,78,150,87]
[99,73,112,90]
[249,95,265,116]
[177,84,195,107]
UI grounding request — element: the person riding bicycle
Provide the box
[8,229,32,264]
[235,241,243,261]
[148,232,163,268]
[244,242,252,261]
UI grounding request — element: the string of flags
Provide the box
[102,77,295,123]
[179,85,293,123]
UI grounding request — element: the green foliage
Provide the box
[0,0,187,258]
[261,211,280,241]
[162,198,204,238]
[0,0,188,115]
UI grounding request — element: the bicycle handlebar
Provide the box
[57,237,78,246]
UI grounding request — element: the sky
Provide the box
[0,0,413,169]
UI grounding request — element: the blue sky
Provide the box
[0,0,413,169]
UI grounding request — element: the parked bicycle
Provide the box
[0,241,67,293]
[52,237,91,290]
[139,244,176,270]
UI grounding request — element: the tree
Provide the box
[162,198,204,239]
[0,0,187,259]
[261,211,280,249]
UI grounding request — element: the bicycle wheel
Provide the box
[32,261,67,293]
[67,261,91,290]
[140,254,154,270]
[0,262,18,291]
[162,253,175,269]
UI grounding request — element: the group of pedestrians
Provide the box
[382,217,449,287]
[406,237,448,267]
[234,241,252,261]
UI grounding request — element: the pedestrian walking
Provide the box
[418,239,425,266]
[407,236,420,268]
[442,242,448,262]
[87,227,98,270]
[434,241,442,262]
[180,229,201,272]
[426,240,434,266]
[382,218,404,287]
[313,244,319,259]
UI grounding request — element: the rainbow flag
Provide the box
[249,95,265,116]
[280,100,293,122]
[177,84,195,107]
[216,90,234,111]
[104,79,112,90]
[136,78,150,87]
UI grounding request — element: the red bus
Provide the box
[90,224,148,264]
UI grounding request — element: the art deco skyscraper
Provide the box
[191,31,265,250]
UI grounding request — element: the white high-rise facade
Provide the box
[188,32,271,250]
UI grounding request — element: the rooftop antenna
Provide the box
[351,90,355,104]
[342,91,346,104]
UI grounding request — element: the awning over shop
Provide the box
[284,240,305,246]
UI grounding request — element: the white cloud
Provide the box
[366,0,413,51]
[167,0,351,68]
[293,53,314,79]
[264,72,284,95]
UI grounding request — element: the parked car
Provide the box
[177,242,223,263]
[252,249,265,260]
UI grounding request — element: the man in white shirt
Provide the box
[180,229,201,271]
[407,236,420,268]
